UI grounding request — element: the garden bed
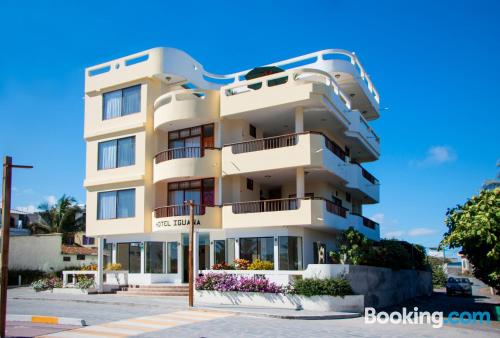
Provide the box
[195,291,364,313]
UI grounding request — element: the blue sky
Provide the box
[1,0,499,249]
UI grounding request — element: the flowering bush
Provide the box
[196,273,284,294]
[211,262,234,270]
[233,259,250,270]
[248,259,274,270]
[81,263,97,271]
[105,263,123,271]
[31,276,62,291]
[76,275,95,290]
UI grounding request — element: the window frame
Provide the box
[278,236,303,271]
[97,188,136,220]
[97,136,136,170]
[144,241,165,274]
[102,85,141,120]
[116,242,141,273]
[167,178,215,206]
[76,254,86,261]
[239,236,274,263]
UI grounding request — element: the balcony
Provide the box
[346,162,379,203]
[220,69,351,131]
[152,205,221,232]
[222,198,349,231]
[222,132,349,182]
[349,213,380,241]
[345,110,380,161]
[154,89,219,132]
[153,147,220,183]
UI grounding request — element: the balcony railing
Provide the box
[352,213,379,230]
[229,198,300,214]
[228,133,298,154]
[320,198,348,218]
[352,161,378,184]
[225,131,346,162]
[155,147,201,164]
[154,204,207,218]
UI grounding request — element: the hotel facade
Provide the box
[84,48,381,285]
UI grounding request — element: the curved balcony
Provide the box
[153,147,220,183]
[154,89,219,132]
[152,204,221,232]
[220,69,352,130]
[222,198,349,231]
[346,162,379,204]
[222,132,350,182]
[349,213,380,241]
[345,110,380,161]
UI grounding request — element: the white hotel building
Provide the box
[84,48,381,285]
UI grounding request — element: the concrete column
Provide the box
[273,236,279,271]
[295,106,304,133]
[96,237,104,293]
[296,167,305,199]
[193,231,199,276]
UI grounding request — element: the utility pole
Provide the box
[0,156,32,338]
[187,200,195,307]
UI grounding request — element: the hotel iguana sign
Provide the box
[155,218,201,229]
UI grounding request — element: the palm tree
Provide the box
[29,195,84,234]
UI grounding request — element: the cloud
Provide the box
[384,230,405,238]
[408,227,437,236]
[45,195,57,206]
[15,205,38,213]
[383,227,438,239]
[410,146,457,167]
[371,213,385,224]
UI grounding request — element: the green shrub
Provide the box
[292,278,353,297]
[76,275,95,290]
[248,259,274,270]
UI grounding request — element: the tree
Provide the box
[441,188,500,289]
[29,195,84,234]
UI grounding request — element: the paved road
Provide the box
[7,287,500,337]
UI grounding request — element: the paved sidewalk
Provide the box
[6,321,78,338]
[38,310,233,337]
[194,304,361,319]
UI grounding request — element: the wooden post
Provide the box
[0,156,12,338]
[0,156,32,338]
[188,200,194,307]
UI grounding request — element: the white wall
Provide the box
[8,234,97,272]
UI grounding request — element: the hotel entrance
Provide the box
[181,232,210,283]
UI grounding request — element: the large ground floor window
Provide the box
[116,242,141,273]
[239,237,274,262]
[214,238,236,265]
[145,242,164,273]
[279,236,303,270]
[167,242,178,273]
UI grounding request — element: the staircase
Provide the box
[116,284,189,296]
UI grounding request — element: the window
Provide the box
[198,233,210,270]
[83,236,95,245]
[77,254,86,260]
[103,85,141,120]
[214,240,226,265]
[97,189,135,220]
[116,242,141,273]
[98,136,135,170]
[145,242,164,273]
[167,178,214,213]
[215,238,235,265]
[346,192,351,203]
[239,237,274,263]
[279,237,303,270]
[63,256,71,262]
[167,242,178,273]
[246,178,254,191]
[249,124,257,138]
[167,124,214,159]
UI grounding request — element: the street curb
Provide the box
[191,307,362,320]
[7,314,86,326]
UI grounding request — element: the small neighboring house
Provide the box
[458,251,472,274]
[0,207,39,236]
[8,233,98,272]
